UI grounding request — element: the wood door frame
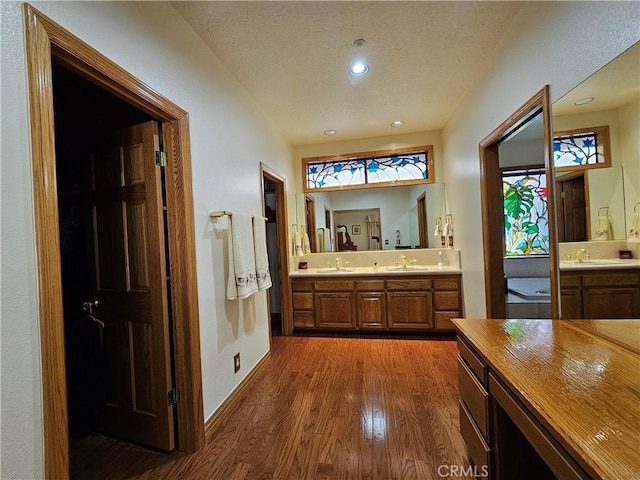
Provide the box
[305,194,317,253]
[417,192,428,248]
[24,5,204,478]
[479,86,559,319]
[260,163,293,336]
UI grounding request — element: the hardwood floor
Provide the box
[70,336,472,479]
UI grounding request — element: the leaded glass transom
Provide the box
[304,147,432,192]
[553,126,610,171]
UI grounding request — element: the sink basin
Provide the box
[561,259,631,266]
[316,268,355,273]
[385,266,430,272]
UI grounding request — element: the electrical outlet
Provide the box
[234,353,240,373]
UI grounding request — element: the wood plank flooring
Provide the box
[70,336,472,479]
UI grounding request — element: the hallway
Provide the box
[71,336,471,479]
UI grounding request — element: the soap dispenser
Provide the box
[437,250,445,267]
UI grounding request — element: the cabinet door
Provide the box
[357,292,386,329]
[386,291,432,329]
[316,293,356,328]
[583,287,640,319]
[560,274,583,319]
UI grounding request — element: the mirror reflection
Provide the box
[296,183,446,252]
[555,42,640,321]
[552,41,639,242]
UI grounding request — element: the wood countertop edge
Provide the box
[453,320,638,480]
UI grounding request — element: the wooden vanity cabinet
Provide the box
[433,278,463,329]
[292,279,314,328]
[560,269,640,319]
[356,280,386,329]
[315,280,356,329]
[457,338,491,475]
[387,279,432,329]
[290,274,462,333]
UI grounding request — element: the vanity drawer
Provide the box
[457,338,487,386]
[459,400,490,472]
[314,280,354,291]
[291,280,314,292]
[386,279,431,291]
[433,277,460,290]
[293,311,314,328]
[458,357,489,437]
[435,311,458,330]
[560,274,581,288]
[356,280,385,291]
[434,291,460,310]
[292,292,313,310]
[582,272,639,287]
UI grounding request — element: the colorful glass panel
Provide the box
[306,152,429,190]
[306,159,366,189]
[553,132,603,167]
[503,172,549,256]
[366,153,428,183]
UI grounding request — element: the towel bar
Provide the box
[209,210,267,220]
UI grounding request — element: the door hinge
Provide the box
[156,150,168,167]
[168,388,180,406]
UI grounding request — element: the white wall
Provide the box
[2,1,639,477]
[442,1,640,318]
[1,2,294,478]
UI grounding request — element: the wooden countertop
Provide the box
[452,318,640,480]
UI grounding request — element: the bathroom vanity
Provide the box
[559,260,640,319]
[290,267,462,333]
[453,318,640,480]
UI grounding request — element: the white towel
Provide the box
[629,212,640,239]
[226,213,258,300]
[316,228,325,252]
[302,231,311,254]
[253,216,272,291]
[293,228,303,257]
[324,229,332,252]
[595,214,611,240]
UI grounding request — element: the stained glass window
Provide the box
[503,170,549,256]
[366,153,428,184]
[553,126,610,170]
[306,159,366,189]
[304,147,433,192]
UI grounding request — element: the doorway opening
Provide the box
[261,163,293,336]
[52,63,181,475]
[556,172,588,242]
[478,86,560,319]
[416,192,428,248]
[334,208,382,251]
[25,7,204,478]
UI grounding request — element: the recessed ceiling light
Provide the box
[323,129,337,136]
[574,97,595,105]
[349,62,369,77]
[391,120,405,128]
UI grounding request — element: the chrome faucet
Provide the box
[575,248,588,262]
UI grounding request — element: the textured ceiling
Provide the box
[172,1,524,146]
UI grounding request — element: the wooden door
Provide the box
[558,176,587,242]
[417,192,428,248]
[91,120,174,450]
[386,291,432,330]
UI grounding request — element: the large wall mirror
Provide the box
[552,41,639,244]
[553,41,639,320]
[296,183,446,252]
